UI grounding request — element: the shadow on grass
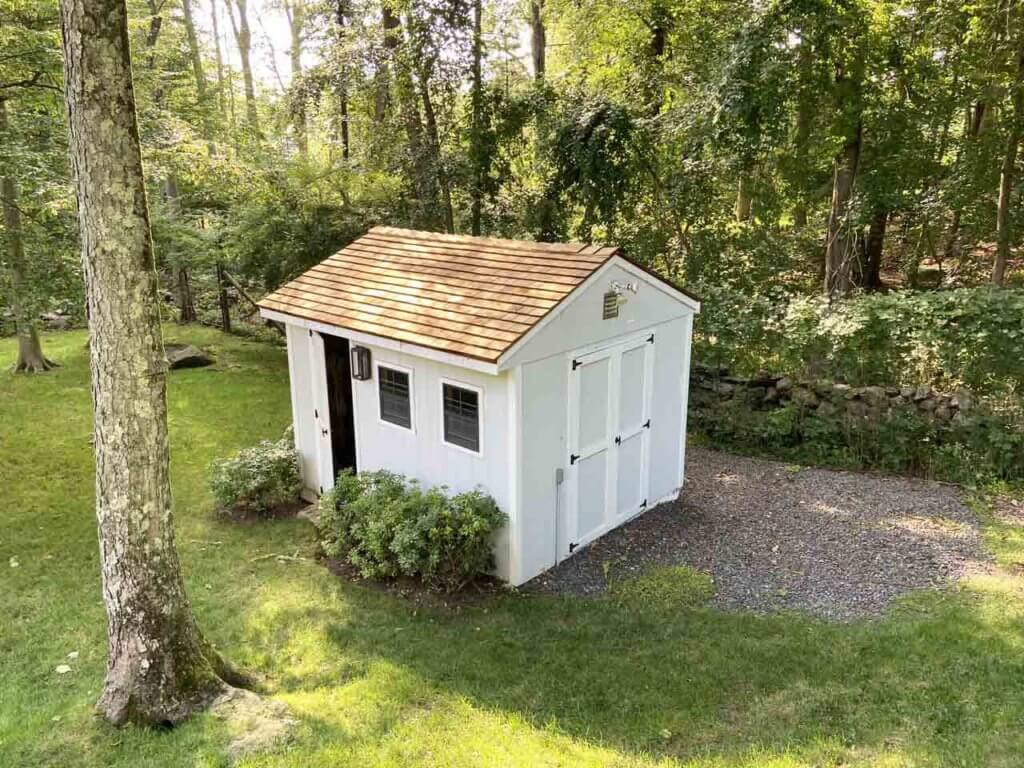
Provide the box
[251,573,1024,766]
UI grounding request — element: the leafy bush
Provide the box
[208,429,301,514]
[319,470,507,592]
[691,398,1024,485]
[694,286,1024,398]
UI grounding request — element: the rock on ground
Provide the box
[527,447,991,621]
[165,344,213,369]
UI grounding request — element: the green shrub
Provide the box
[208,429,301,514]
[319,470,507,592]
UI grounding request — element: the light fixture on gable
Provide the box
[602,280,639,319]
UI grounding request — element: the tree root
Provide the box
[12,355,59,373]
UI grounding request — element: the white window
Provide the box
[377,364,413,430]
[441,381,481,453]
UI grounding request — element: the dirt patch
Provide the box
[210,688,297,762]
[322,556,511,609]
[217,498,311,524]
[527,447,992,621]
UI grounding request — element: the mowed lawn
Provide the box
[2,328,1024,768]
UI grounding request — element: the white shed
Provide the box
[258,226,700,586]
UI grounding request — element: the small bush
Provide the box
[319,470,507,592]
[208,429,301,514]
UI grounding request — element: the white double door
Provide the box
[565,332,654,558]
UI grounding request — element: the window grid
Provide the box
[378,366,411,429]
[442,383,480,452]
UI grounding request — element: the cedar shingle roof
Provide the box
[257,226,629,363]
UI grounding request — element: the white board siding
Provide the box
[348,341,514,580]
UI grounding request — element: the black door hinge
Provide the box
[614,435,622,445]
[646,333,654,343]
[569,542,578,553]
[319,485,323,494]
[314,408,318,418]
[640,498,648,508]
[321,428,328,437]
[309,329,313,337]
[572,359,581,370]
[643,419,651,429]
[570,453,580,464]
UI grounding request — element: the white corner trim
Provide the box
[260,308,501,376]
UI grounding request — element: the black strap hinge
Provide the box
[643,419,651,429]
[314,408,318,418]
[646,334,654,343]
[309,329,313,337]
[570,453,580,464]
[640,498,648,508]
[614,435,622,445]
[569,542,578,553]
[319,485,324,494]
[572,359,581,370]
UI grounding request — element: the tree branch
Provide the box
[0,71,61,94]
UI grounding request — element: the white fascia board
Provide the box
[260,308,501,376]
[495,256,700,371]
[613,256,701,315]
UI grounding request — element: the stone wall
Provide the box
[690,364,976,427]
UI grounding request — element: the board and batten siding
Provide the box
[510,262,696,585]
[286,323,319,499]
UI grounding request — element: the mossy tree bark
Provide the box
[59,0,240,725]
[1,99,57,373]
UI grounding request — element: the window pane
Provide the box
[378,367,411,428]
[443,384,479,452]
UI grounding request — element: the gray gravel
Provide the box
[526,447,992,620]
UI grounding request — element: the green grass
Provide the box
[3,328,1024,767]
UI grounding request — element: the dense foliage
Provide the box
[319,469,507,592]
[208,429,301,514]
[3,0,1023,470]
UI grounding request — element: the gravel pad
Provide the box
[526,447,991,620]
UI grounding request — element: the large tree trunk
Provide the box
[824,120,862,299]
[994,43,1024,285]
[1,99,57,372]
[210,0,228,117]
[227,0,259,134]
[374,6,401,124]
[469,0,483,235]
[530,1,545,81]
[60,0,239,725]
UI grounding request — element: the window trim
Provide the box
[439,377,484,456]
[375,361,415,433]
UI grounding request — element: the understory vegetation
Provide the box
[320,469,507,592]
[4,329,1024,767]
[209,428,302,515]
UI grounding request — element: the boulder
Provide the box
[165,344,213,369]
[40,312,71,331]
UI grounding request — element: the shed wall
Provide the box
[286,323,319,498]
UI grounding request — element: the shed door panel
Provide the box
[571,351,613,547]
[567,333,654,557]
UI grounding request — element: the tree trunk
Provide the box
[210,0,228,117]
[470,0,483,235]
[792,40,813,228]
[181,0,216,154]
[735,173,753,222]
[228,0,259,134]
[375,6,401,124]
[59,0,240,725]
[825,120,862,299]
[284,0,307,158]
[177,266,197,323]
[417,68,454,233]
[216,263,231,333]
[334,0,350,159]
[530,1,545,81]
[1,101,56,372]
[856,206,886,290]
[994,44,1024,285]
[943,102,986,261]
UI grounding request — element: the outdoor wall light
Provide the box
[351,345,372,380]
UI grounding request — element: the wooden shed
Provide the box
[258,226,701,585]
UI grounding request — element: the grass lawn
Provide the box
[2,327,1024,767]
